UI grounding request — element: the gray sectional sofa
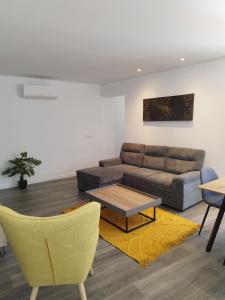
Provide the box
[77,143,205,211]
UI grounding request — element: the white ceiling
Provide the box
[0,0,225,84]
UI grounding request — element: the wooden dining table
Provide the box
[199,177,225,254]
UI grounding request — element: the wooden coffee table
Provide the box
[85,184,162,233]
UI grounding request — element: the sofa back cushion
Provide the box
[166,147,205,174]
[120,143,145,167]
[143,145,168,170]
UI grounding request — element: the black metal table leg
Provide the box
[101,207,157,233]
[125,217,128,233]
[153,206,156,220]
[206,197,225,252]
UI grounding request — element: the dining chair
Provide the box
[199,167,224,236]
[0,202,100,300]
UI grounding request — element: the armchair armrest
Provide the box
[173,171,201,185]
[99,157,122,167]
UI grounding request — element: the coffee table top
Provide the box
[85,184,161,217]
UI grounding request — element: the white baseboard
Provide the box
[0,173,76,190]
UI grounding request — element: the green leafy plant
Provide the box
[2,152,42,182]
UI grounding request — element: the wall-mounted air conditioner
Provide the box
[21,84,58,100]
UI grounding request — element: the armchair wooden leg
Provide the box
[30,287,39,300]
[78,282,87,300]
[89,266,94,276]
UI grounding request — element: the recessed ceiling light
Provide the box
[180,58,185,62]
[137,68,142,72]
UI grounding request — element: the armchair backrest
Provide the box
[200,167,219,201]
[0,202,100,287]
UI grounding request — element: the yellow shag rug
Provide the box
[64,204,199,266]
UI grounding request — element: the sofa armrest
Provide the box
[172,171,201,185]
[171,171,202,210]
[99,157,122,167]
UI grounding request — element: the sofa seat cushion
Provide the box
[124,170,177,192]
[77,164,139,185]
[124,167,162,179]
[144,172,178,192]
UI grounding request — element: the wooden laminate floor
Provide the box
[0,177,225,300]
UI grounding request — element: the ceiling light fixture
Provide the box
[137,68,142,72]
[180,58,185,62]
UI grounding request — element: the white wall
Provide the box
[101,58,225,175]
[101,96,125,154]
[0,75,124,189]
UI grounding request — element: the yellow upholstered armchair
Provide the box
[0,202,100,300]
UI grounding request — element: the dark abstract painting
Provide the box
[143,94,194,121]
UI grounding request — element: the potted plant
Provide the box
[2,152,42,189]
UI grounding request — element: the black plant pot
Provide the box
[18,179,27,189]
